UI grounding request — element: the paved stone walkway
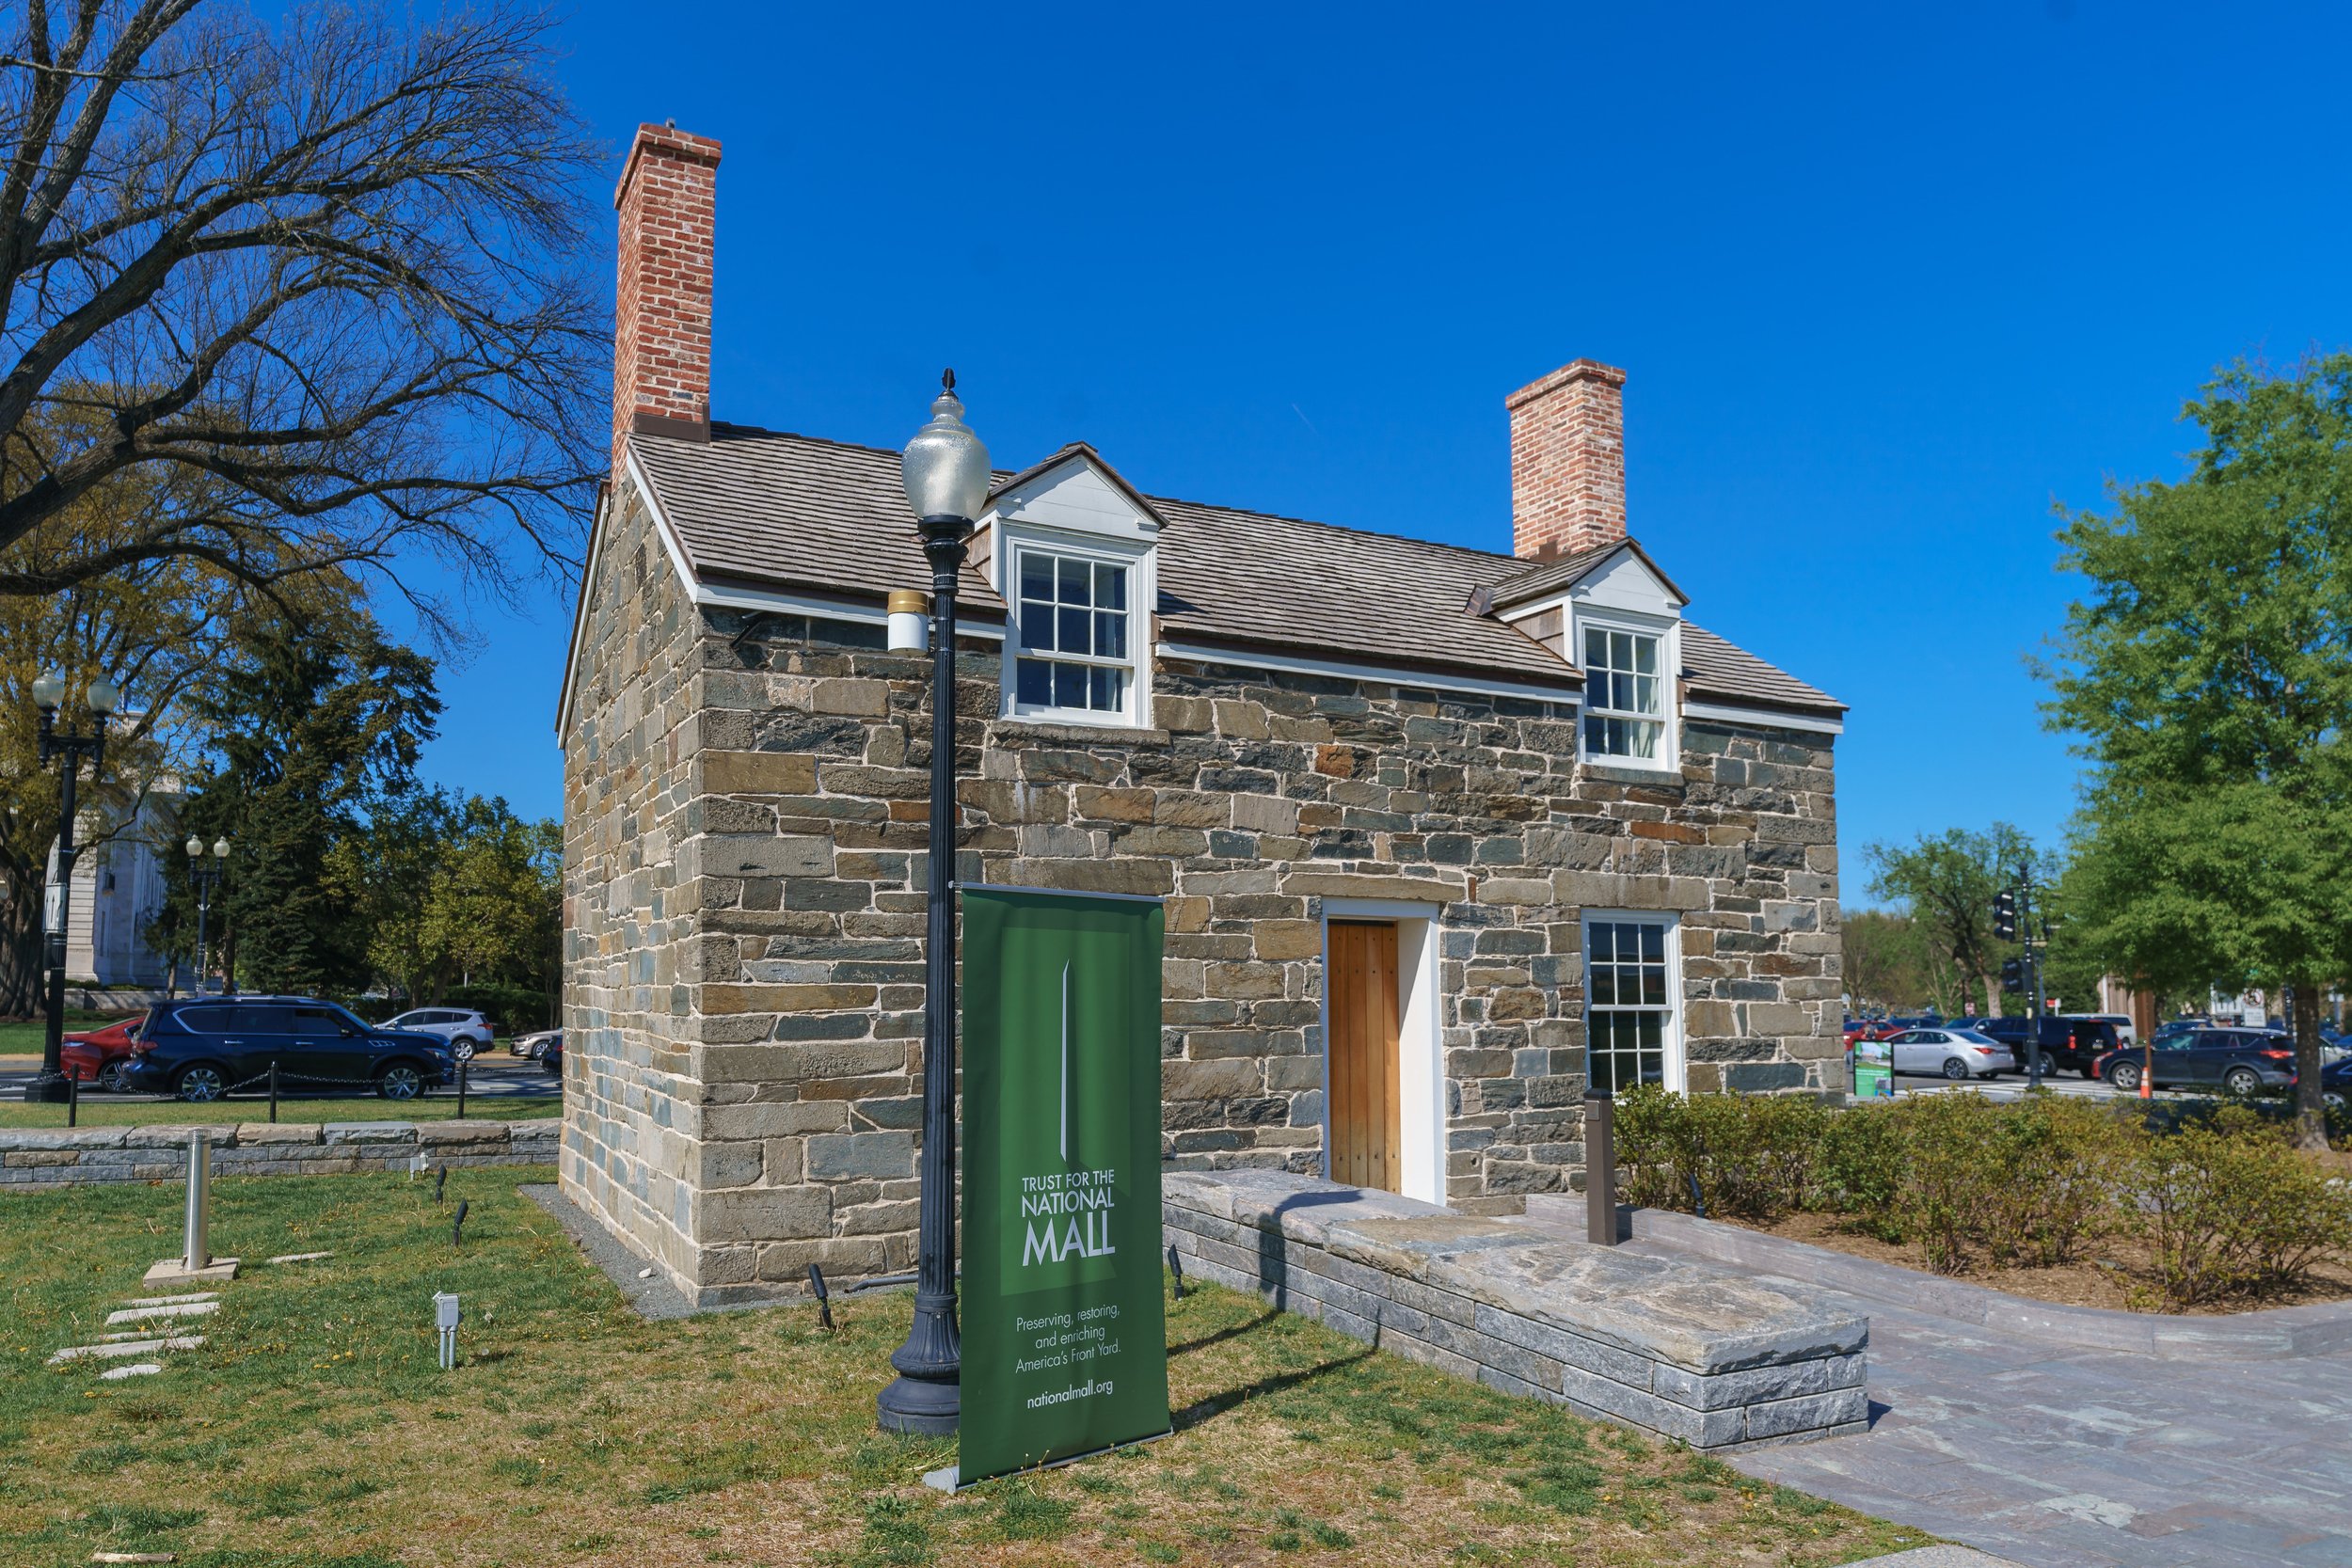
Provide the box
[1629,1237,2352,1567]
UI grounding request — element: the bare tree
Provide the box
[0,0,603,633]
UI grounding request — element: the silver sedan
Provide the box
[1884,1027,2017,1081]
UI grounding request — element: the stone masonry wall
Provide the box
[642,605,1838,1303]
[1,1119,558,1188]
[559,478,708,1285]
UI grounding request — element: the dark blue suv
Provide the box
[119,996,454,1102]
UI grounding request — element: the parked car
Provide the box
[378,1006,494,1061]
[541,1036,563,1078]
[1881,1026,2016,1081]
[1969,1016,2120,1077]
[119,996,454,1102]
[2096,1027,2296,1096]
[2322,1054,2349,1113]
[510,1027,560,1060]
[60,1014,146,1092]
[2064,1011,2138,1048]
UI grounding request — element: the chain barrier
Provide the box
[22,1056,524,1122]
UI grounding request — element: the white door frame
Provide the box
[1319,897,1445,1204]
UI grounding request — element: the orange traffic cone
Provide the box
[2139,1049,2153,1100]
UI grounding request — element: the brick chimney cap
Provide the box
[1505,357,1628,411]
[614,122,723,209]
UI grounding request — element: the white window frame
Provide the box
[1581,910,1685,1093]
[1574,608,1678,769]
[994,526,1154,729]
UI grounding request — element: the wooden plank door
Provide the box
[1327,921,1402,1192]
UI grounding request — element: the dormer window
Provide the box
[1013,548,1132,716]
[1581,625,1664,760]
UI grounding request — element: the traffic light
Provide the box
[1993,890,2018,942]
[2001,958,2026,993]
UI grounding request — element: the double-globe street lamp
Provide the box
[874,372,993,1436]
[184,835,231,994]
[28,671,119,1103]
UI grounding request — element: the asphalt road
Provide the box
[1,1051,557,1102]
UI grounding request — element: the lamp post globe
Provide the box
[31,670,63,711]
[86,676,119,716]
[876,372,990,1437]
[185,835,204,859]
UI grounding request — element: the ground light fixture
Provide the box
[28,669,119,1102]
[875,372,991,1437]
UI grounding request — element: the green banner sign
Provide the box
[960,886,1168,1485]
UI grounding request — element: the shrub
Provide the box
[2130,1109,2352,1307]
[1890,1091,2007,1275]
[1611,1085,1826,1223]
[1811,1100,1904,1234]
[1977,1096,2130,1269]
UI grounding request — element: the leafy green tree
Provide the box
[420,797,561,1001]
[2046,356,2352,1148]
[168,618,439,996]
[1867,824,2037,1016]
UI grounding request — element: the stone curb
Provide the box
[1622,1206,2352,1360]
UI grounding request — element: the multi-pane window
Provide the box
[1581,626,1663,760]
[1013,550,1131,716]
[1585,918,1675,1093]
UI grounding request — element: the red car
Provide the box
[61,1015,146,1092]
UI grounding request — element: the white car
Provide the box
[510,1027,561,1060]
[1883,1027,2017,1081]
[382,1006,493,1061]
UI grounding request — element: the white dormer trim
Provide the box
[1500,544,1685,771]
[980,449,1161,730]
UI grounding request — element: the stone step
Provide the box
[265,1251,335,1264]
[97,1363,165,1381]
[48,1336,204,1364]
[104,1301,219,1325]
[121,1291,217,1308]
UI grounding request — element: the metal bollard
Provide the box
[456,1059,468,1119]
[1584,1088,1617,1246]
[268,1060,279,1123]
[184,1130,211,1270]
[67,1071,78,1128]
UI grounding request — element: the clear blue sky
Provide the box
[410,2,2352,897]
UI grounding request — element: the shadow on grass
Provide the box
[1168,1307,1281,1358]
[1170,1334,1379,1433]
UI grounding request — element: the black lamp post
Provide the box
[184,835,230,994]
[29,670,119,1104]
[875,371,992,1436]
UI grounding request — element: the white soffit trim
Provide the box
[693,578,1005,639]
[1683,700,1845,736]
[1157,639,1579,705]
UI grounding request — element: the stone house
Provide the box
[559,125,1848,1307]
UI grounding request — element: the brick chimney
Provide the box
[1506,358,1628,561]
[612,122,722,467]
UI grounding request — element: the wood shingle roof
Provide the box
[625,423,1841,717]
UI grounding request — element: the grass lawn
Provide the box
[0,1167,1929,1568]
[0,1094,564,1130]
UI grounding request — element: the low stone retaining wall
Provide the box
[1164,1169,1869,1451]
[0,1119,558,1187]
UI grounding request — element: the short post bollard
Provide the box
[66,1071,78,1127]
[456,1059,468,1119]
[1584,1088,1617,1246]
[268,1060,279,1123]
[434,1291,460,1370]
[184,1130,212,1271]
